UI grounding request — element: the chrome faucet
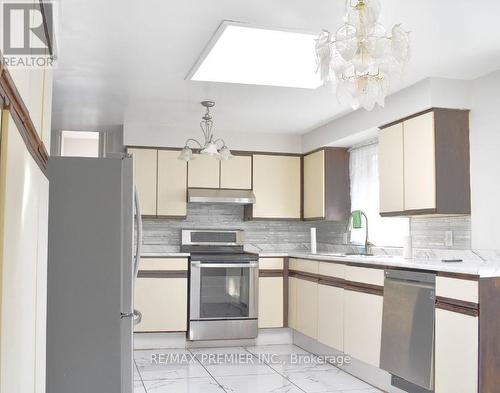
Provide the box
[346,210,371,256]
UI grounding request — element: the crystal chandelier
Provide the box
[315,0,410,111]
[178,101,233,161]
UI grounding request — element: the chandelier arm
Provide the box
[184,138,203,148]
[213,138,226,148]
[200,121,211,144]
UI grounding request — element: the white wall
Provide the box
[469,70,500,250]
[302,78,471,152]
[124,124,303,154]
[302,73,500,251]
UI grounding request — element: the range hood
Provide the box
[188,188,256,205]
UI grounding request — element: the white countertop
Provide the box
[277,252,500,278]
[140,251,500,277]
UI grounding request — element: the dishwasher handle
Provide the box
[385,269,436,285]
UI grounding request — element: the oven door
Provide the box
[190,261,258,321]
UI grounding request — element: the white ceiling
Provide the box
[52,0,500,139]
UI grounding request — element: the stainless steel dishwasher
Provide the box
[380,270,436,393]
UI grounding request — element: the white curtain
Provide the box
[349,142,409,247]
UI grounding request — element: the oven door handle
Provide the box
[191,262,259,268]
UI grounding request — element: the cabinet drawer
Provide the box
[345,265,384,286]
[318,262,344,279]
[259,258,284,270]
[289,258,319,275]
[139,258,188,271]
[436,276,478,304]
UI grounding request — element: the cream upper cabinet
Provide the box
[344,290,383,367]
[435,309,478,393]
[403,112,436,211]
[250,154,301,219]
[258,277,284,328]
[303,148,350,220]
[220,155,252,189]
[157,150,187,217]
[128,148,158,216]
[295,278,318,339]
[317,284,344,351]
[188,154,220,188]
[304,150,325,219]
[379,109,470,216]
[379,122,404,214]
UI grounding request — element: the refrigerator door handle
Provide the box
[133,186,142,280]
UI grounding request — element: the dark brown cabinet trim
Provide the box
[435,295,479,317]
[437,271,479,281]
[259,269,284,278]
[479,277,500,392]
[344,282,384,296]
[289,269,383,296]
[137,270,188,278]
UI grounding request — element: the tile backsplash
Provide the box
[410,216,471,250]
[141,203,472,254]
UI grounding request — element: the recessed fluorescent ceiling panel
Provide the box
[189,22,321,89]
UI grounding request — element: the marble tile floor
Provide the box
[134,344,382,393]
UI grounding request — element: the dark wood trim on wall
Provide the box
[479,277,500,393]
[0,51,49,174]
[137,270,188,278]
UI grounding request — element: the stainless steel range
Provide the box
[182,229,259,341]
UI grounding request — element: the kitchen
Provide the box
[0,1,500,393]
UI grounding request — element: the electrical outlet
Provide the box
[445,231,453,247]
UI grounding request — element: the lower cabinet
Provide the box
[295,278,318,339]
[258,277,284,328]
[343,289,383,367]
[317,284,344,352]
[288,276,298,330]
[435,308,478,393]
[134,276,187,332]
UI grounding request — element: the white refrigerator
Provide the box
[46,154,141,393]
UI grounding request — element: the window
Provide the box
[60,130,100,157]
[349,141,408,247]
